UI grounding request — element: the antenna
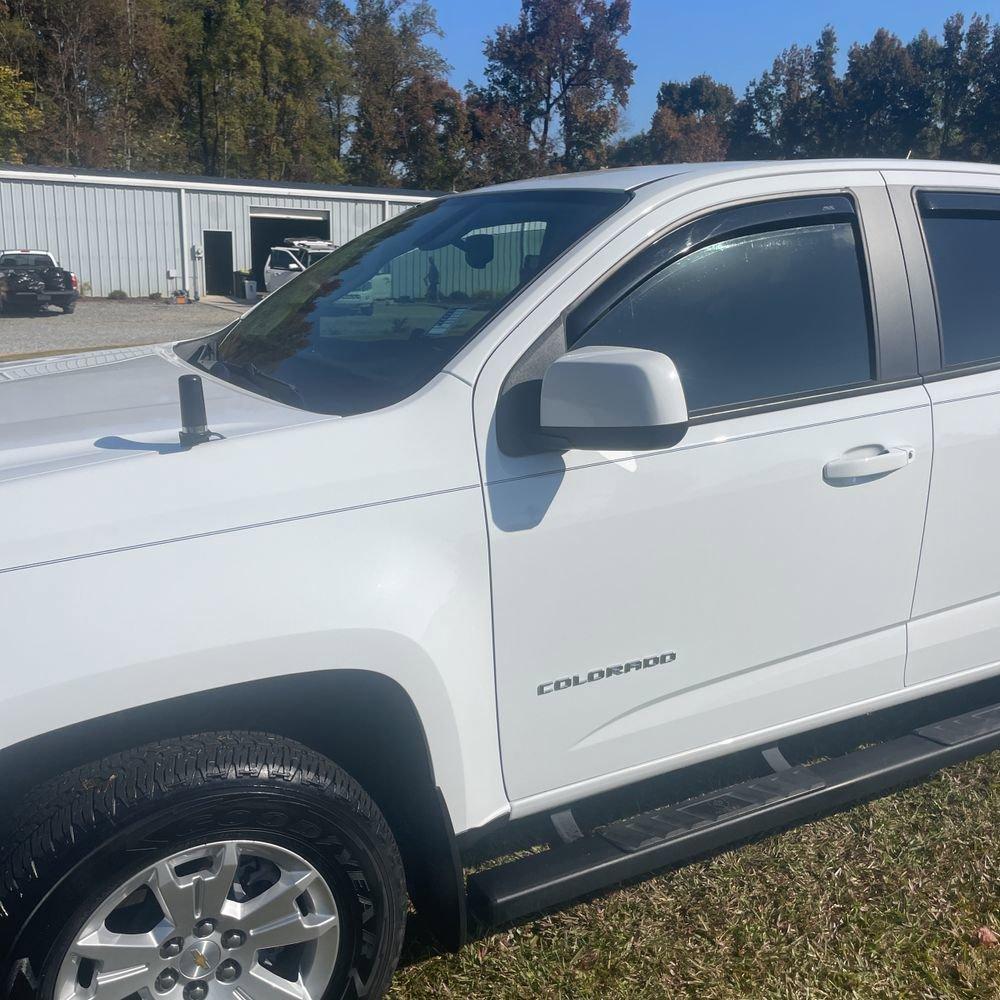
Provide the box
[178,374,213,447]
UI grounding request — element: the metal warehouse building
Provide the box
[0,163,437,299]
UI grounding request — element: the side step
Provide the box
[468,700,1000,926]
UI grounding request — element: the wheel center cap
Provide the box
[180,939,222,980]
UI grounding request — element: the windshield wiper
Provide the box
[186,320,245,372]
[189,338,218,370]
[214,359,305,407]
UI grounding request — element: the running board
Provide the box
[468,700,1000,926]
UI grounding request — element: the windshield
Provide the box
[304,250,331,267]
[210,189,630,415]
[0,254,53,268]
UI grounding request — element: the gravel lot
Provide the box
[0,297,248,359]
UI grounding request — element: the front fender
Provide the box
[0,486,508,834]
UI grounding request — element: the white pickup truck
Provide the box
[5,159,1000,1000]
[0,250,79,314]
[262,240,338,293]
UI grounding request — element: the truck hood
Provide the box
[0,344,322,483]
[0,345,476,574]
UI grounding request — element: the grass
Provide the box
[390,752,1000,999]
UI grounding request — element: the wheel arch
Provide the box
[0,670,467,952]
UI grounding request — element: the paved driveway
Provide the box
[0,297,248,359]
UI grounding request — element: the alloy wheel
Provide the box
[53,840,341,1000]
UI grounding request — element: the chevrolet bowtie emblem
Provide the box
[191,950,210,970]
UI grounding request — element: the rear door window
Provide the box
[919,191,1000,367]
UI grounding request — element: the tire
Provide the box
[0,732,407,1000]
[61,302,75,314]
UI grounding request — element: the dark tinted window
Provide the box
[267,250,298,271]
[575,219,875,413]
[920,202,1000,366]
[211,189,630,415]
[0,253,53,268]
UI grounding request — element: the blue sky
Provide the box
[430,0,1000,135]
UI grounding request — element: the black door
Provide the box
[203,231,234,296]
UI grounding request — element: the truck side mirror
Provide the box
[539,345,689,451]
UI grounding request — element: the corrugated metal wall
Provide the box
[0,178,182,297]
[0,174,422,297]
[389,223,546,299]
[385,202,413,220]
[187,191,392,270]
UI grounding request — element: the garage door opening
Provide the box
[250,212,330,286]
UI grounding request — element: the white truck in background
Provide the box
[0,250,79,314]
[262,239,338,292]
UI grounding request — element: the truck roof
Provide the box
[475,158,1000,194]
[283,238,337,248]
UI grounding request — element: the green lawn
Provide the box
[391,752,1000,999]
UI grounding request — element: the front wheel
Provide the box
[0,732,407,1000]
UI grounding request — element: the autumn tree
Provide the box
[730,38,835,159]
[12,5,1000,190]
[345,0,448,185]
[395,70,468,189]
[172,1,267,176]
[650,75,735,161]
[167,0,356,180]
[723,25,923,160]
[252,0,352,181]
[480,0,634,170]
[807,26,843,154]
[463,88,540,186]
[913,13,991,159]
[962,20,1000,160]
[2,0,122,165]
[840,28,935,157]
[612,74,735,165]
[0,64,41,162]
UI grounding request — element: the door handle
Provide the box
[823,446,915,483]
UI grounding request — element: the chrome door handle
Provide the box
[824,446,915,483]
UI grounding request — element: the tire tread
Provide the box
[0,731,405,952]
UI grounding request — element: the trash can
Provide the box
[243,279,258,302]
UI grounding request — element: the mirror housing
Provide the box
[458,233,495,269]
[539,345,689,451]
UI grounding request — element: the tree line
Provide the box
[618,15,1000,166]
[1,2,999,191]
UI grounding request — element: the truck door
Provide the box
[264,249,303,292]
[473,174,932,809]
[890,175,1000,688]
